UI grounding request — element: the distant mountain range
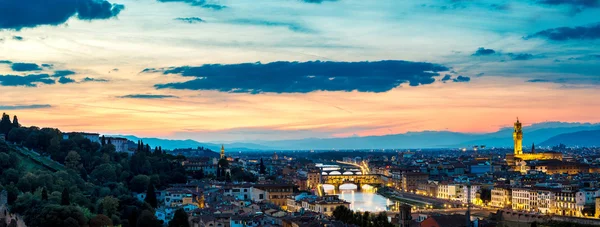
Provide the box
[114,135,273,151]
[539,130,600,147]
[114,122,600,151]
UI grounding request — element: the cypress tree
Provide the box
[259,158,266,174]
[145,183,158,208]
[108,137,112,145]
[145,144,151,154]
[0,113,12,137]
[168,208,190,227]
[12,115,19,128]
[41,187,48,201]
[61,188,70,205]
[225,172,231,182]
[101,135,106,146]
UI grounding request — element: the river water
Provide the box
[324,185,391,213]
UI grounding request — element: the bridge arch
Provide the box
[339,183,358,190]
[342,171,355,175]
[329,171,342,175]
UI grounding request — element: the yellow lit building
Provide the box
[220,145,225,159]
[595,198,600,218]
[490,187,511,209]
[506,118,563,166]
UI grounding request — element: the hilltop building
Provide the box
[106,137,129,153]
[62,132,100,143]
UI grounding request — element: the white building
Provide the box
[223,184,253,200]
[459,185,480,204]
[511,188,533,211]
[106,137,129,153]
[491,187,511,208]
[536,190,556,214]
[437,184,462,201]
[63,132,100,143]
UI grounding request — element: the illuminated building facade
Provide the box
[506,118,563,166]
[513,119,523,155]
[220,145,225,159]
[491,187,511,208]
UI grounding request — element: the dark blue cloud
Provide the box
[0,104,52,110]
[58,77,76,84]
[0,74,55,87]
[527,79,551,83]
[568,54,600,60]
[231,19,313,33]
[526,23,600,41]
[175,17,205,24]
[0,60,12,64]
[472,47,496,56]
[11,63,42,71]
[156,0,226,10]
[535,0,600,14]
[302,0,338,3]
[0,0,123,30]
[41,63,53,68]
[12,36,23,41]
[508,53,535,60]
[53,70,76,77]
[82,77,109,82]
[453,76,471,82]
[441,74,452,82]
[148,60,453,94]
[118,94,179,99]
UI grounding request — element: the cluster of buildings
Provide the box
[140,181,352,227]
[363,119,600,219]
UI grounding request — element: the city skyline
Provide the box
[2,0,600,142]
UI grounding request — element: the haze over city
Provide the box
[2,0,600,143]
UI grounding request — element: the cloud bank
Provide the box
[0,74,55,87]
[527,23,600,41]
[148,60,453,94]
[0,0,124,30]
[0,104,52,110]
[156,0,226,10]
[118,94,179,99]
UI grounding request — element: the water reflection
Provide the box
[324,184,391,213]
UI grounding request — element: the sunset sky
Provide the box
[1,0,600,142]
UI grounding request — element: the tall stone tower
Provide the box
[399,204,412,227]
[220,145,225,159]
[513,118,523,155]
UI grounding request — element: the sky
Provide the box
[1,0,600,142]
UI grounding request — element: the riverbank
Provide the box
[377,188,431,209]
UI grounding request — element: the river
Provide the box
[324,185,392,213]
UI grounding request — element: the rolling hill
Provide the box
[539,130,600,147]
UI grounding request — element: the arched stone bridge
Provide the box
[320,166,363,175]
[321,174,384,190]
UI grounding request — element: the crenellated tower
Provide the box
[513,118,523,155]
[220,145,225,159]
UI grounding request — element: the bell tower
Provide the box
[513,118,523,155]
[220,145,225,159]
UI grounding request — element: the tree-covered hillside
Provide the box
[0,113,187,227]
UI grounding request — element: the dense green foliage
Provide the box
[168,208,190,227]
[332,205,394,227]
[0,113,188,227]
